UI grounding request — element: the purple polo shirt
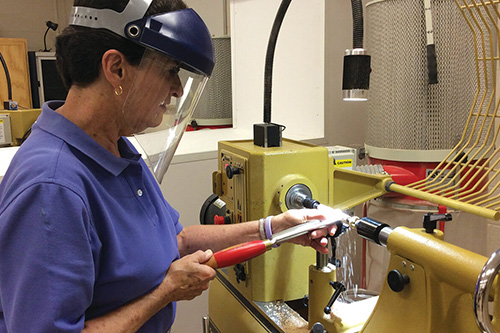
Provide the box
[0,102,183,332]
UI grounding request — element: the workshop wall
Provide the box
[0,0,70,52]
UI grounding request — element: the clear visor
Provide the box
[124,49,208,183]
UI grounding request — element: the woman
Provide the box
[0,0,335,331]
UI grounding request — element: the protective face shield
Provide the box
[69,1,215,183]
[123,49,208,182]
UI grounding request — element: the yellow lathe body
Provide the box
[204,139,500,333]
[360,226,499,333]
[212,139,330,303]
[206,139,383,332]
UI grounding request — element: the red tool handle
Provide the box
[204,240,271,269]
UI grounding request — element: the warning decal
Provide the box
[333,159,353,168]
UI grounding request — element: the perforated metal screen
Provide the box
[365,0,490,154]
[193,37,233,125]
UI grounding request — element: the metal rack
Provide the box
[391,0,500,220]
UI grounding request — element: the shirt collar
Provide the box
[35,101,142,176]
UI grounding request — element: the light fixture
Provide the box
[253,0,291,148]
[43,21,59,52]
[342,0,371,102]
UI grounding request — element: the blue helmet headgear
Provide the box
[69,0,216,184]
[69,0,215,77]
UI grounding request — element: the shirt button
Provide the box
[137,189,143,197]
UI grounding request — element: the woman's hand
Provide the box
[156,250,216,305]
[83,250,217,332]
[270,209,338,253]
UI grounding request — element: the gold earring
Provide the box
[114,85,123,96]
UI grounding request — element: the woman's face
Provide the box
[121,52,184,134]
[127,49,209,182]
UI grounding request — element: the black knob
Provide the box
[387,269,410,292]
[302,294,309,307]
[234,263,246,283]
[310,322,326,333]
[225,165,241,179]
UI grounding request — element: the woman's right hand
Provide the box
[157,250,216,304]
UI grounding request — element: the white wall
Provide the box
[0,0,71,52]
[186,0,228,37]
[229,0,325,139]
[170,2,328,331]
[324,0,368,148]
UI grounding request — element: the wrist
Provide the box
[151,278,174,308]
[258,218,266,240]
[264,216,280,247]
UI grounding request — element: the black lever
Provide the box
[423,212,452,234]
[324,281,346,315]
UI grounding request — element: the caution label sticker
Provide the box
[333,159,353,168]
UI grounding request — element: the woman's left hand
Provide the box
[270,209,338,253]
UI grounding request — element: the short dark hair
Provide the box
[55,0,187,89]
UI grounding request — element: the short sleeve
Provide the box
[0,182,98,332]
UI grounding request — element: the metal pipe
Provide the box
[202,316,210,333]
[222,0,229,36]
[271,215,350,245]
[388,182,500,220]
[316,252,329,269]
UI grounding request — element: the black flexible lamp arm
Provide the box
[351,0,364,49]
[263,0,292,124]
[43,21,59,52]
[254,0,291,148]
[0,51,13,101]
[43,27,50,52]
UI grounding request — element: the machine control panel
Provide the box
[220,150,247,225]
